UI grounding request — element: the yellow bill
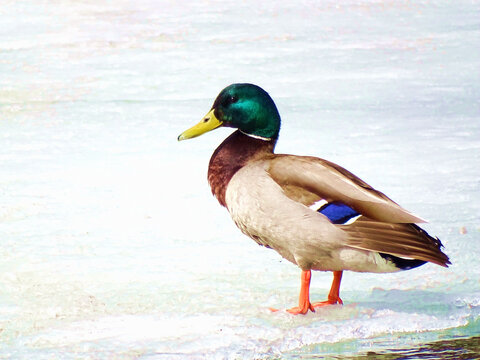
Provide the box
[178,109,223,141]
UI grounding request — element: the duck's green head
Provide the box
[178,83,281,141]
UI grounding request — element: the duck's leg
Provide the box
[312,271,343,308]
[286,270,315,315]
[270,270,343,314]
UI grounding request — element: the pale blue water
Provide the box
[1,1,479,359]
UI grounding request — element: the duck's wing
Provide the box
[268,155,450,267]
[268,155,425,224]
[344,217,450,267]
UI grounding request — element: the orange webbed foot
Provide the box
[311,295,343,308]
[286,301,315,315]
[270,270,344,315]
[311,271,344,309]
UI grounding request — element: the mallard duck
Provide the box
[178,83,450,315]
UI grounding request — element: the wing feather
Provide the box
[344,217,450,267]
[268,155,425,223]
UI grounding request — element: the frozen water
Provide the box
[1,0,479,358]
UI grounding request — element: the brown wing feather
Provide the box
[268,155,425,223]
[281,184,322,207]
[344,217,450,267]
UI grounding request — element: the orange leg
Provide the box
[286,270,316,314]
[311,271,343,308]
[280,270,343,314]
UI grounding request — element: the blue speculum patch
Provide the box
[318,202,360,224]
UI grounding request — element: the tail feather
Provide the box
[343,217,450,267]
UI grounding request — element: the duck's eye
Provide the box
[224,96,238,106]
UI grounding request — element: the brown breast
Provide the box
[207,130,276,207]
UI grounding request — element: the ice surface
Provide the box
[1,0,479,358]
